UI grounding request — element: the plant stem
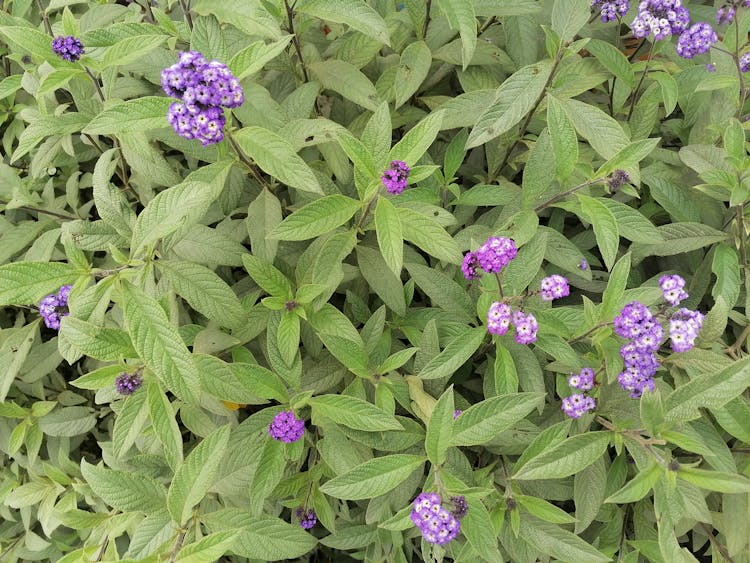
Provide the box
[626,40,655,122]
[84,67,105,103]
[285,0,309,83]
[736,204,750,318]
[570,320,613,343]
[0,199,78,220]
[699,522,735,563]
[423,0,432,39]
[226,130,270,189]
[356,196,377,232]
[494,272,504,299]
[167,527,188,563]
[734,21,747,118]
[178,0,193,31]
[534,177,607,212]
[35,0,53,35]
[478,16,496,34]
[489,48,565,181]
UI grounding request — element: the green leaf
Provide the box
[547,96,578,181]
[405,262,474,323]
[584,38,635,88]
[233,127,322,194]
[631,222,728,260]
[519,515,610,562]
[374,196,403,275]
[711,244,740,309]
[437,0,477,69]
[451,393,545,446]
[59,316,136,362]
[276,312,300,366]
[121,281,201,404]
[37,68,85,95]
[600,199,663,244]
[600,252,631,320]
[246,188,282,264]
[242,254,293,298]
[269,195,360,241]
[202,510,316,561]
[309,395,403,431]
[678,468,750,493]
[176,531,239,563]
[389,110,444,165]
[146,382,183,472]
[559,97,630,159]
[229,36,293,79]
[248,439,285,515]
[93,148,136,239]
[0,74,22,99]
[309,59,381,111]
[664,355,750,423]
[418,327,486,380]
[0,26,56,61]
[157,260,244,329]
[596,138,660,178]
[573,455,607,532]
[112,390,149,459]
[398,207,462,264]
[425,386,455,466]
[101,35,167,68]
[466,61,553,148]
[606,463,660,503]
[0,323,37,402]
[551,0,590,42]
[297,0,390,44]
[319,454,425,500]
[167,425,231,525]
[517,495,577,524]
[81,460,167,513]
[84,97,172,135]
[393,41,432,108]
[514,431,610,480]
[356,246,407,317]
[578,194,619,270]
[0,262,80,306]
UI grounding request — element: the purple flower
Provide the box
[453,409,462,419]
[39,284,72,330]
[410,492,461,545]
[487,301,512,335]
[561,394,596,418]
[668,308,704,352]
[381,160,410,194]
[617,367,656,398]
[295,508,317,530]
[161,51,243,145]
[461,251,481,280]
[705,63,717,72]
[579,258,589,270]
[676,23,718,59]
[475,236,517,273]
[717,5,736,24]
[540,274,570,301]
[52,35,84,62]
[569,367,595,391]
[741,52,750,73]
[450,496,469,519]
[592,0,630,22]
[613,301,653,339]
[607,169,630,191]
[659,274,688,306]
[115,372,143,395]
[511,310,538,345]
[631,0,690,40]
[268,410,305,443]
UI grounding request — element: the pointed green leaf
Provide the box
[297,0,390,44]
[81,460,167,513]
[310,394,403,431]
[425,386,455,466]
[319,454,426,499]
[451,392,545,446]
[418,327,486,380]
[147,381,184,471]
[269,195,361,241]
[514,431,610,480]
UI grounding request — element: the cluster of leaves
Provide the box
[0,0,749,561]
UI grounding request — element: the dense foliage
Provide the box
[1,0,750,561]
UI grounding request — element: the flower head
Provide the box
[740,52,750,73]
[631,0,690,40]
[607,169,630,191]
[39,284,72,330]
[540,274,570,301]
[659,274,688,306]
[461,251,481,280]
[381,160,410,194]
[511,310,538,345]
[613,301,653,339]
[295,508,317,530]
[450,496,469,519]
[52,35,84,62]
[487,301,512,335]
[569,367,595,391]
[268,410,305,443]
[410,492,461,545]
[561,394,596,418]
[579,258,589,270]
[592,0,630,22]
[668,308,704,352]
[475,236,517,273]
[676,23,718,59]
[453,409,462,419]
[717,5,736,24]
[115,372,143,395]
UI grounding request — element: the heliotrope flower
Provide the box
[613,301,653,339]
[511,310,538,345]
[115,372,143,395]
[461,251,481,280]
[561,394,596,418]
[453,409,462,419]
[569,367,595,391]
[161,51,244,145]
[591,0,630,22]
[381,160,410,194]
[52,35,84,62]
[410,492,461,545]
[475,236,517,273]
[716,5,735,24]
[741,52,750,73]
[539,274,570,301]
[607,169,630,191]
[450,496,469,519]
[676,23,718,59]
[487,301,512,335]
[268,410,305,443]
[668,308,704,352]
[659,274,688,306]
[295,508,317,530]
[630,0,690,40]
[39,285,72,330]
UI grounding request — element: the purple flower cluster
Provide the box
[115,372,143,395]
[562,368,597,418]
[717,5,736,24]
[614,301,662,398]
[669,308,704,352]
[410,492,463,545]
[487,302,538,344]
[450,496,468,518]
[631,0,690,40]
[52,35,84,62]
[741,52,750,73]
[676,23,718,59]
[659,274,688,305]
[39,285,72,330]
[453,409,462,419]
[562,394,597,418]
[462,236,518,280]
[591,0,630,22]
[268,410,305,443]
[540,274,570,301]
[162,51,244,146]
[381,160,410,194]
[608,169,630,192]
[295,508,317,530]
